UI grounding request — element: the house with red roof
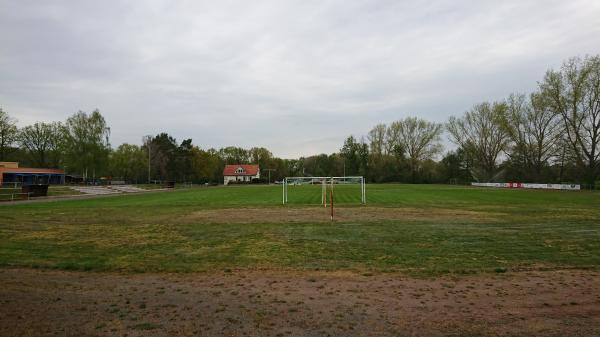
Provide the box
[223,164,260,185]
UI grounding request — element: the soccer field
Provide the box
[1,184,599,275]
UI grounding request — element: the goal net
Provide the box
[282,176,366,205]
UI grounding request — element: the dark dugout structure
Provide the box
[0,162,65,186]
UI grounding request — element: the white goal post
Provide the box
[282,176,366,205]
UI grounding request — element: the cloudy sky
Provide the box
[1,0,599,158]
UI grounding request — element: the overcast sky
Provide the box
[1,0,599,158]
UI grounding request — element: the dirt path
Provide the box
[1,268,599,337]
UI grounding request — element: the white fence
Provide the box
[471,182,580,190]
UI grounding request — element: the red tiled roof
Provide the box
[223,164,259,176]
[0,167,64,174]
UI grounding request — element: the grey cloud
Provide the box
[1,0,599,158]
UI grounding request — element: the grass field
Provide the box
[1,184,599,276]
[0,186,83,201]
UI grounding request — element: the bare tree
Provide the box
[0,108,18,161]
[384,121,402,156]
[19,122,62,167]
[540,56,600,186]
[502,92,561,180]
[367,123,386,157]
[447,102,510,182]
[395,117,443,182]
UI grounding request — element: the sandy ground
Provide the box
[1,268,599,337]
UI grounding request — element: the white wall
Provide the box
[224,174,259,185]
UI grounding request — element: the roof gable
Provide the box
[223,164,259,176]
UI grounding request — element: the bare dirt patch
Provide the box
[1,268,599,337]
[183,207,496,224]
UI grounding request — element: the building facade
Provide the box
[0,162,65,185]
[223,164,260,185]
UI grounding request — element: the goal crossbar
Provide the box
[282,176,366,205]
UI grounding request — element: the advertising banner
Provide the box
[471,182,580,190]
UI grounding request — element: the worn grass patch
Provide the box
[183,206,497,224]
[0,184,599,275]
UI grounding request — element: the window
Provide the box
[235,167,245,174]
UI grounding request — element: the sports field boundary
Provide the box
[0,186,177,205]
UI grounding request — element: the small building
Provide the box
[223,164,260,185]
[0,162,65,185]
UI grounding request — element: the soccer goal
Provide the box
[282,176,366,205]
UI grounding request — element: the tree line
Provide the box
[0,108,302,183]
[341,55,599,187]
[1,109,111,180]
[0,55,598,186]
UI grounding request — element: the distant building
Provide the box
[223,164,260,185]
[0,162,65,185]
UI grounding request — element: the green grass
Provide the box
[0,184,599,276]
[0,186,81,199]
[0,188,22,201]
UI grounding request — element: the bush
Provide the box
[226,180,250,185]
[226,178,268,185]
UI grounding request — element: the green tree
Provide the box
[176,139,195,182]
[501,92,561,181]
[368,124,386,157]
[61,110,111,179]
[18,122,62,168]
[249,147,273,170]
[357,137,369,177]
[540,55,600,186]
[109,143,147,182]
[145,133,178,181]
[190,147,222,183]
[0,108,19,161]
[367,124,387,182]
[394,117,443,183]
[340,136,360,175]
[440,148,472,184]
[385,122,401,155]
[219,146,250,164]
[447,102,510,182]
[285,158,303,177]
[301,153,342,176]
